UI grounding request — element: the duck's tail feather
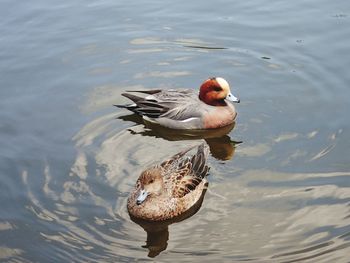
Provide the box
[191,143,210,179]
[135,107,167,117]
[160,143,210,179]
[114,93,144,111]
[121,92,144,103]
[115,92,168,117]
[160,144,198,169]
[114,103,135,109]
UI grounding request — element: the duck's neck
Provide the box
[199,94,227,106]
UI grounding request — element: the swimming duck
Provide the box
[127,143,210,221]
[116,77,240,130]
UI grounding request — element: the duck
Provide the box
[116,77,240,130]
[127,143,210,221]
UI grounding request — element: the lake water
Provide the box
[1,0,350,262]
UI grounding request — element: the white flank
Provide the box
[180,117,199,123]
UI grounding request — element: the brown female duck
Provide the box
[127,144,210,221]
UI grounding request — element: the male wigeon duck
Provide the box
[127,143,210,221]
[116,77,240,130]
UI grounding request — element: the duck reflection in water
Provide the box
[130,190,207,257]
[118,113,241,161]
[127,144,209,257]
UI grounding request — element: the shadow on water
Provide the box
[118,113,242,161]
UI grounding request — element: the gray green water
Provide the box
[1,0,350,262]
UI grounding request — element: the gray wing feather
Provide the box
[118,89,202,121]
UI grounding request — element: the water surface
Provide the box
[1,0,350,262]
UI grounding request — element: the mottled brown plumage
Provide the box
[127,144,210,221]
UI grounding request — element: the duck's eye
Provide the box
[149,179,154,184]
[213,86,222,92]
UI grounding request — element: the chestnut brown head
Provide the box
[199,77,240,106]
